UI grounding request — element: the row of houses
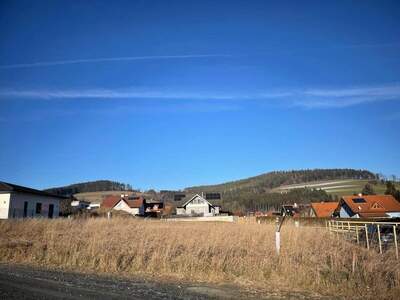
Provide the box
[100,193,222,217]
[2,180,400,220]
[309,194,400,219]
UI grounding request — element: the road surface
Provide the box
[0,263,332,299]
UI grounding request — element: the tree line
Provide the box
[45,180,134,197]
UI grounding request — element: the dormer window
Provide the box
[371,202,383,209]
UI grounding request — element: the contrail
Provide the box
[0,54,231,70]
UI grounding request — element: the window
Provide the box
[36,203,42,214]
[352,198,366,203]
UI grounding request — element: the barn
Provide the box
[0,181,64,219]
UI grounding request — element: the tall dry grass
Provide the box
[0,218,399,299]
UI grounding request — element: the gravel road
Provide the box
[0,263,334,299]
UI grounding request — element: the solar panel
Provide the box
[205,193,221,200]
[352,198,366,203]
[174,194,186,201]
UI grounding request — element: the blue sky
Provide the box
[0,0,400,190]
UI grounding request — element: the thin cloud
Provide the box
[1,84,400,109]
[0,54,231,70]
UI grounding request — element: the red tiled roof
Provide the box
[124,198,144,208]
[101,195,121,208]
[311,202,339,218]
[341,195,400,215]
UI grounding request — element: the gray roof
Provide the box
[0,181,66,199]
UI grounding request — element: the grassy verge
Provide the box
[0,218,399,299]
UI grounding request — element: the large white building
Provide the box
[0,181,64,219]
[176,194,220,217]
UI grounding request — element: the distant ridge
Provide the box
[185,169,376,193]
[44,180,134,197]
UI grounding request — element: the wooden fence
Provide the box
[327,219,399,259]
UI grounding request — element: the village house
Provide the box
[310,202,339,218]
[0,181,64,219]
[335,194,400,219]
[176,194,220,217]
[102,195,146,216]
[101,195,121,209]
[71,199,90,210]
[114,197,145,216]
[145,201,164,217]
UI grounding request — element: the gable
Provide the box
[371,202,384,210]
[183,194,213,208]
[114,200,130,209]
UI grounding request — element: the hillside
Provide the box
[185,169,376,194]
[44,180,134,197]
[44,169,398,213]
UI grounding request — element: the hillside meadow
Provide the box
[0,218,399,299]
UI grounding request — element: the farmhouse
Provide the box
[336,194,400,219]
[0,181,64,219]
[310,202,339,218]
[176,194,220,217]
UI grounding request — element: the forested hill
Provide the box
[185,169,376,194]
[44,180,133,197]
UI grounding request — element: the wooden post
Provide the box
[347,221,350,232]
[365,224,369,250]
[377,224,382,254]
[275,217,282,255]
[394,225,398,260]
[356,225,359,244]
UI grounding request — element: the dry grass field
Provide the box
[0,218,399,299]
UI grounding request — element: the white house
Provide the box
[176,194,220,217]
[113,197,145,216]
[0,181,64,219]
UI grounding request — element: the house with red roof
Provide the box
[101,195,121,209]
[336,194,400,219]
[113,197,145,216]
[310,202,339,218]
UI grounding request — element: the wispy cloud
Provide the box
[1,84,400,109]
[0,54,230,70]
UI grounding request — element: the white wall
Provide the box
[0,193,10,219]
[8,192,60,219]
[387,212,400,218]
[113,200,140,215]
[186,202,209,215]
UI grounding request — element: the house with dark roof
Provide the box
[176,194,220,217]
[336,194,400,219]
[310,202,339,218]
[0,181,65,219]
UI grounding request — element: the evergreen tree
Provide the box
[361,183,375,195]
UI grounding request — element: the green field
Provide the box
[274,179,399,197]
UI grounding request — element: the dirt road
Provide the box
[0,264,332,299]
